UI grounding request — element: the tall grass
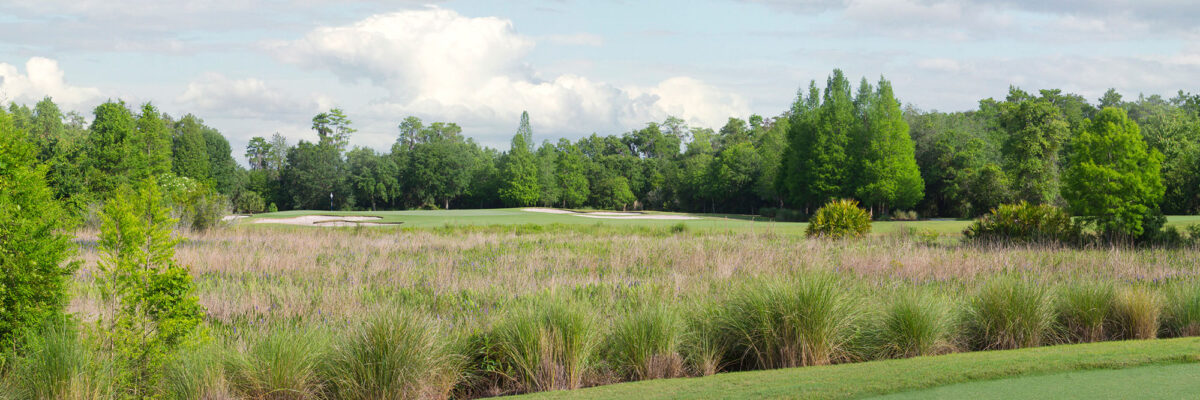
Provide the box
[1162,283,1200,337]
[490,298,600,392]
[323,311,464,400]
[163,342,231,400]
[964,279,1056,350]
[1111,287,1161,340]
[223,326,327,399]
[0,319,111,400]
[715,274,859,369]
[863,290,957,359]
[605,305,685,380]
[1058,282,1115,343]
[680,302,727,377]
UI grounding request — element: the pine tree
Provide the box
[499,111,541,206]
[852,78,924,214]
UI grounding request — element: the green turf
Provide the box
[873,362,1200,399]
[239,208,976,235]
[517,338,1200,400]
[239,208,1200,237]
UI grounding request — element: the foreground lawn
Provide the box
[523,338,1200,399]
[877,362,1200,399]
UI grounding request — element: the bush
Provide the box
[605,305,685,381]
[863,291,956,359]
[224,327,326,399]
[1057,282,1115,343]
[323,311,464,400]
[715,275,859,369]
[964,279,1056,350]
[806,199,872,239]
[890,210,919,221]
[1162,283,1200,337]
[963,201,1081,244]
[1111,287,1161,340]
[267,202,279,213]
[0,115,76,350]
[491,298,599,392]
[234,191,265,214]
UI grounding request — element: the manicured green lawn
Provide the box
[876,362,1200,399]
[240,208,1200,237]
[240,208,976,235]
[518,338,1200,399]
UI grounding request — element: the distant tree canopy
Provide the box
[9,70,1200,223]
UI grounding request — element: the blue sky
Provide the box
[1,0,1198,162]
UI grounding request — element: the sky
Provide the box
[1,0,1198,162]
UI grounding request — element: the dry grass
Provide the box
[67,226,1200,330]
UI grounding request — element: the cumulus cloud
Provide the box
[177,72,329,120]
[0,57,100,106]
[268,8,749,138]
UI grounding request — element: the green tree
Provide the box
[1063,107,1165,240]
[498,111,541,206]
[347,147,399,210]
[707,141,761,212]
[284,141,349,210]
[84,101,138,195]
[1000,93,1070,205]
[555,140,590,208]
[536,141,561,207]
[312,108,355,152]
[201,127,239,195]
[171,115,210,182]
[0,110,76,349]
[852,78,924,214]
[781,71,857,209]
[593,176,636,210]
[97,179,204,396]
[130,103,173,182]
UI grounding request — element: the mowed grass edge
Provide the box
[519,337,1200,400]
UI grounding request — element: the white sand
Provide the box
[521,208,577,214]
[252,215,383,226]
[221,215,249,222]
[575,214,700,220]
[523,207,700,220]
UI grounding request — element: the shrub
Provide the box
[890,210,919,221]
[605,305,685,381]
[491,298,599,392]
[0,115,77,349]
[267,202,279,213]
[234,191,266,214]
[0,319,112,399]
[669,222,688,234]
[1162,283,1200,337]
[323,311,464,400]
[1111,287,1161,340]
[963,201,1081,244]
[964,279,1056,350]
[806,199,872,239]
[97,180,205,396]
[715,274,859,369]
[863,291,956,359]
[224,327,326,399]
[1057,282,1115,343]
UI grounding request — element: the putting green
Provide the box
[874,362,1200,399]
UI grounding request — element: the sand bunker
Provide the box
[521,208,577,214]
[221,215,249,222]
[252,215,387,227]
[522,208,699,220]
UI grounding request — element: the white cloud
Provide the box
[177,72,329,120]
[0,57,100,107]
[269,8,749,140]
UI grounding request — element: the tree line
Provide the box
[8,69,1200,221]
